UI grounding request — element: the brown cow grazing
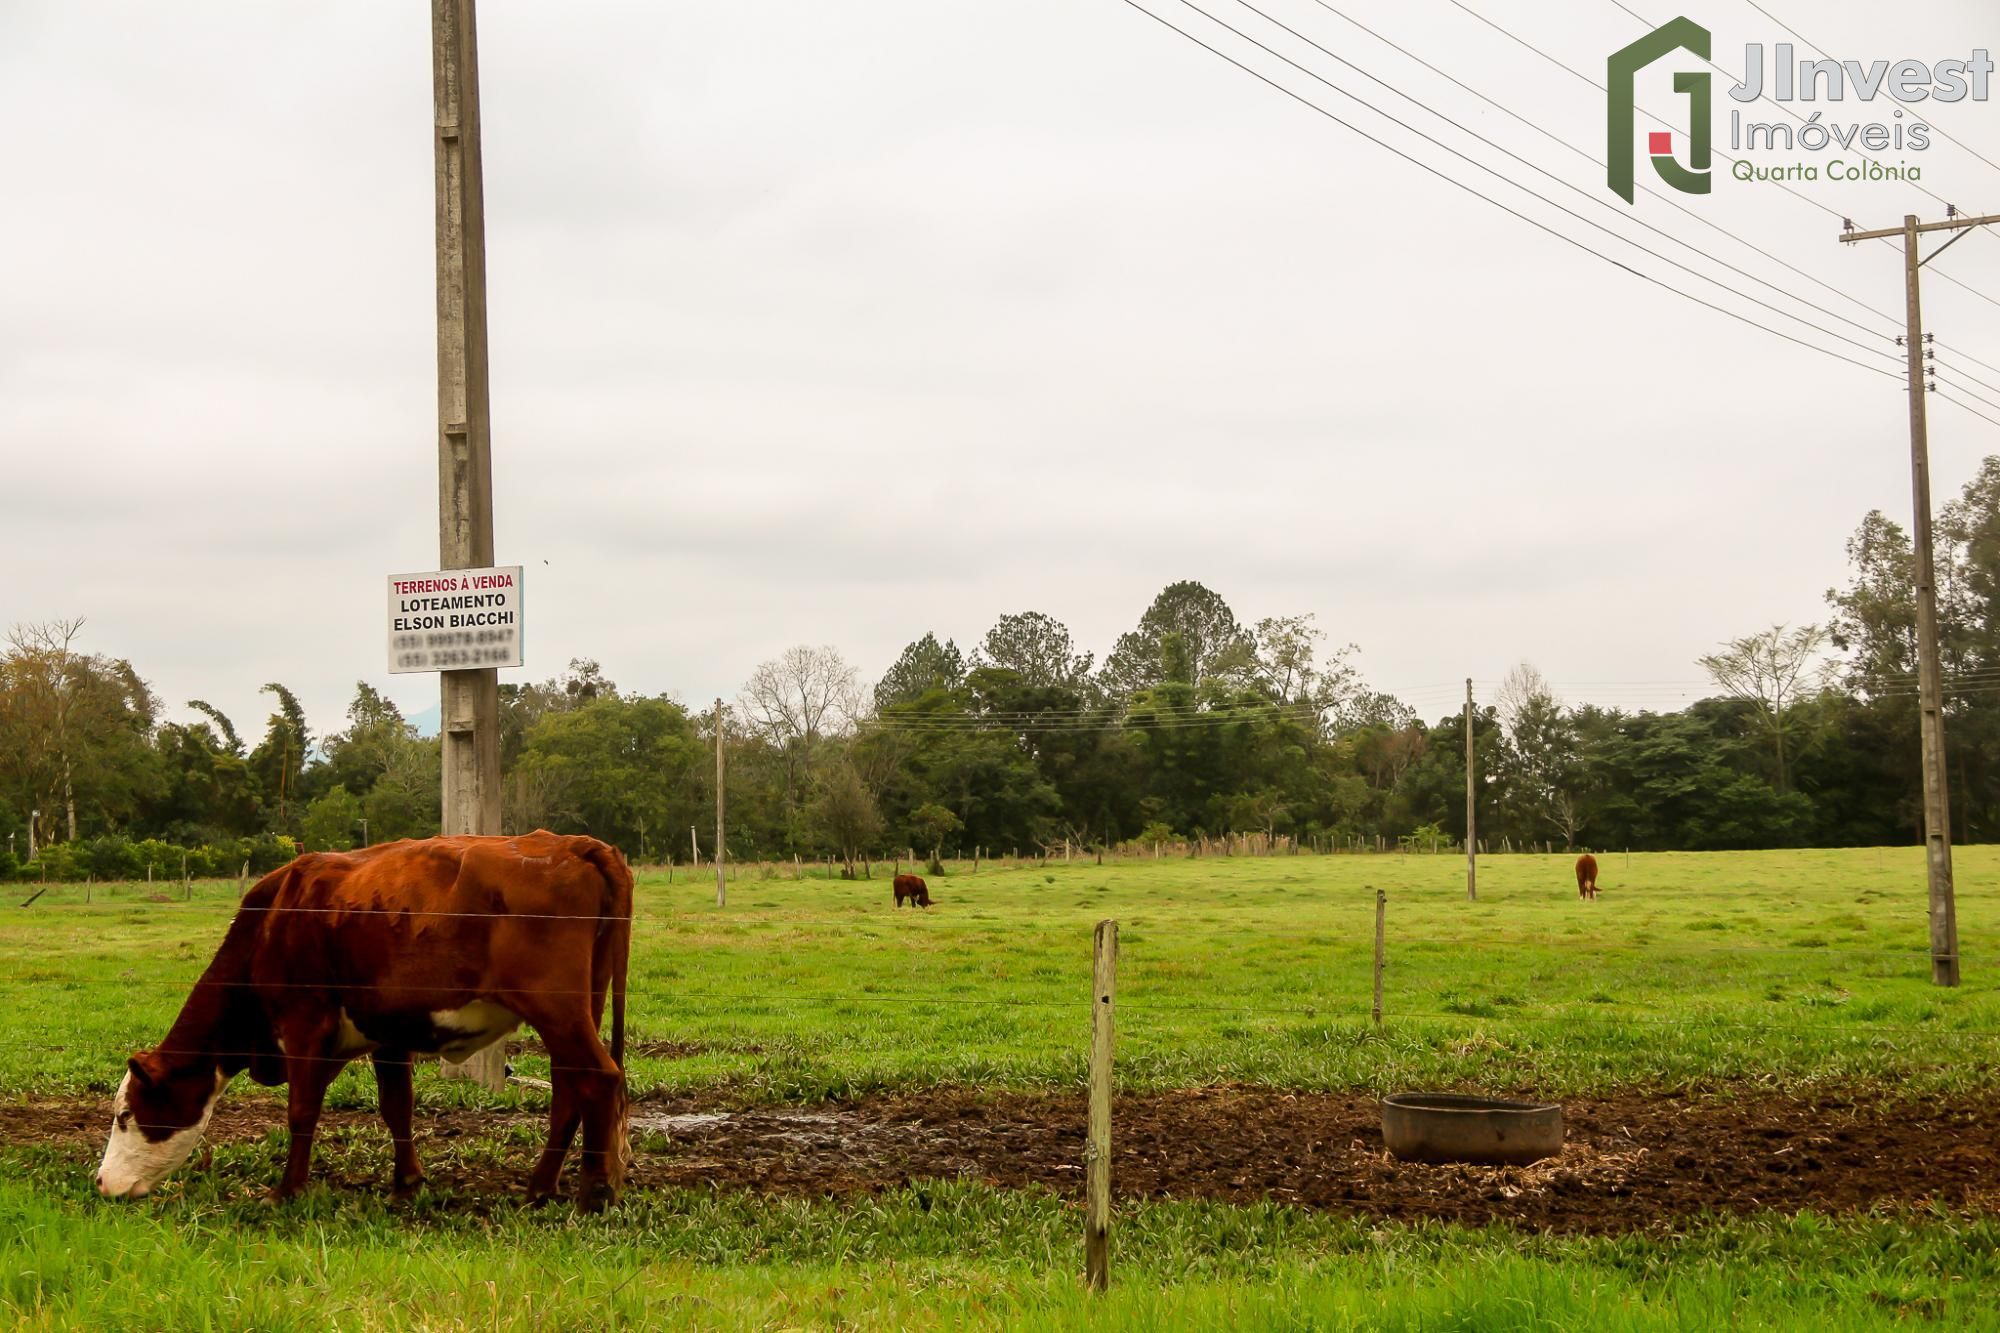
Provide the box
[1575,853,1600,900]
[96,832,632,1210]
[893,873,932,908]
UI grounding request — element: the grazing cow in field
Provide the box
[893,873,932,909]
[96,832,632,1210]
[1575,853,1600,900]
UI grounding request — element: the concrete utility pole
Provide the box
[1838,211,2000,986]
[714,698,727,908]
[434,0,506,1086]
[1464,678,1476,902]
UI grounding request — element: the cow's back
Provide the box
[251,832,630,1006]
[1575,853,1598,886]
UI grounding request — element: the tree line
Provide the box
[9,459,2000,878]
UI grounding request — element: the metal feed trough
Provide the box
[1381,1093,1564,1165]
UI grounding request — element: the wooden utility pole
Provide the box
[1464,678,1477,902]
[434,0,506,1087]
[714,698,727,908]
[1838,212,1999,986]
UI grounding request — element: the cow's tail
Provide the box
[611,923,628,1073]
[579,838,633,1072]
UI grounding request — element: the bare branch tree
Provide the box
[1494,662,1557,740]
[5,618,87,842]
[738,645,860,824]
[1698,623,1831,794]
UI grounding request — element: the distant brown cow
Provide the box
[1575,853,1600,900]
[893,874,932,909]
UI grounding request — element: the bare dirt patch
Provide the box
[12,1086,1996,1233]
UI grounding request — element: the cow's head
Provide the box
[97,1051,228,1199]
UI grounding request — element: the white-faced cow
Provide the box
[97,832,632,1210]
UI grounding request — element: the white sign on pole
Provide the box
[386,565,524,674]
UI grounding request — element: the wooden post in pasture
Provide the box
[238,860,249,897]
[181,852,190,901]
[1372,888,1386,1025]
[714,698,727,909]
[1464,678,1477,902]
[690,826,699,867]
[1086,918,1118,1292]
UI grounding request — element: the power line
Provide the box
[1185,0,1899,363]
[1219,0,1901,356]
[1606,0,2000,324]
[1440,0,1851,226]
[1301,0,1905,341]
[1936,390,2000,432]
[1602,0,1981,220]
[1933,358,2000,401]
[1737,0,2000,184]
[1930,375,2000,421]
[1117,0,1907,380]
[1443,1,2000,400]
[1929,266,2000,313]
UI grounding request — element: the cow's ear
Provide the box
[127,1054,154,1087]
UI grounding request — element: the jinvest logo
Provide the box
[1607,17,1712,202]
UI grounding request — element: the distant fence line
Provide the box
[11,829,1604,888]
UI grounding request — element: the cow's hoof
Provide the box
[575,1178,616,1214]
[391,1177,426,1203]
[262,1186,302,1206]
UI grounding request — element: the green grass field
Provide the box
[4,847,1998,1328]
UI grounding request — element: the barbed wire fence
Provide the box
[10,871,1997,1286]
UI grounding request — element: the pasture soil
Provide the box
[10,1082,1996,1234]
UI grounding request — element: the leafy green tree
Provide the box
[186,700,243,753]
[515,694,702,854]
[149,718,260,841]
[1492,665,1585,845]
[874,634,966,711]
[976,612,1093,689]
[908,802,963,860]
[248,682,310,833]
[809,758,883,877]
[361,734,442,844]
[0,621,161,845]
[318,684,415,794]
[1100,581,1252,696]
[302,786,364,851]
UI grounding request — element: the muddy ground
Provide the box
[13,1087,1997,1234]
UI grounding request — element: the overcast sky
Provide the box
[4,0,1998,738]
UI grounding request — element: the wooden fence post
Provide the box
[238,860,249,897]
[1372,888,1386,1025]
[181,852,190,901]
[1086,918,1117,1292]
